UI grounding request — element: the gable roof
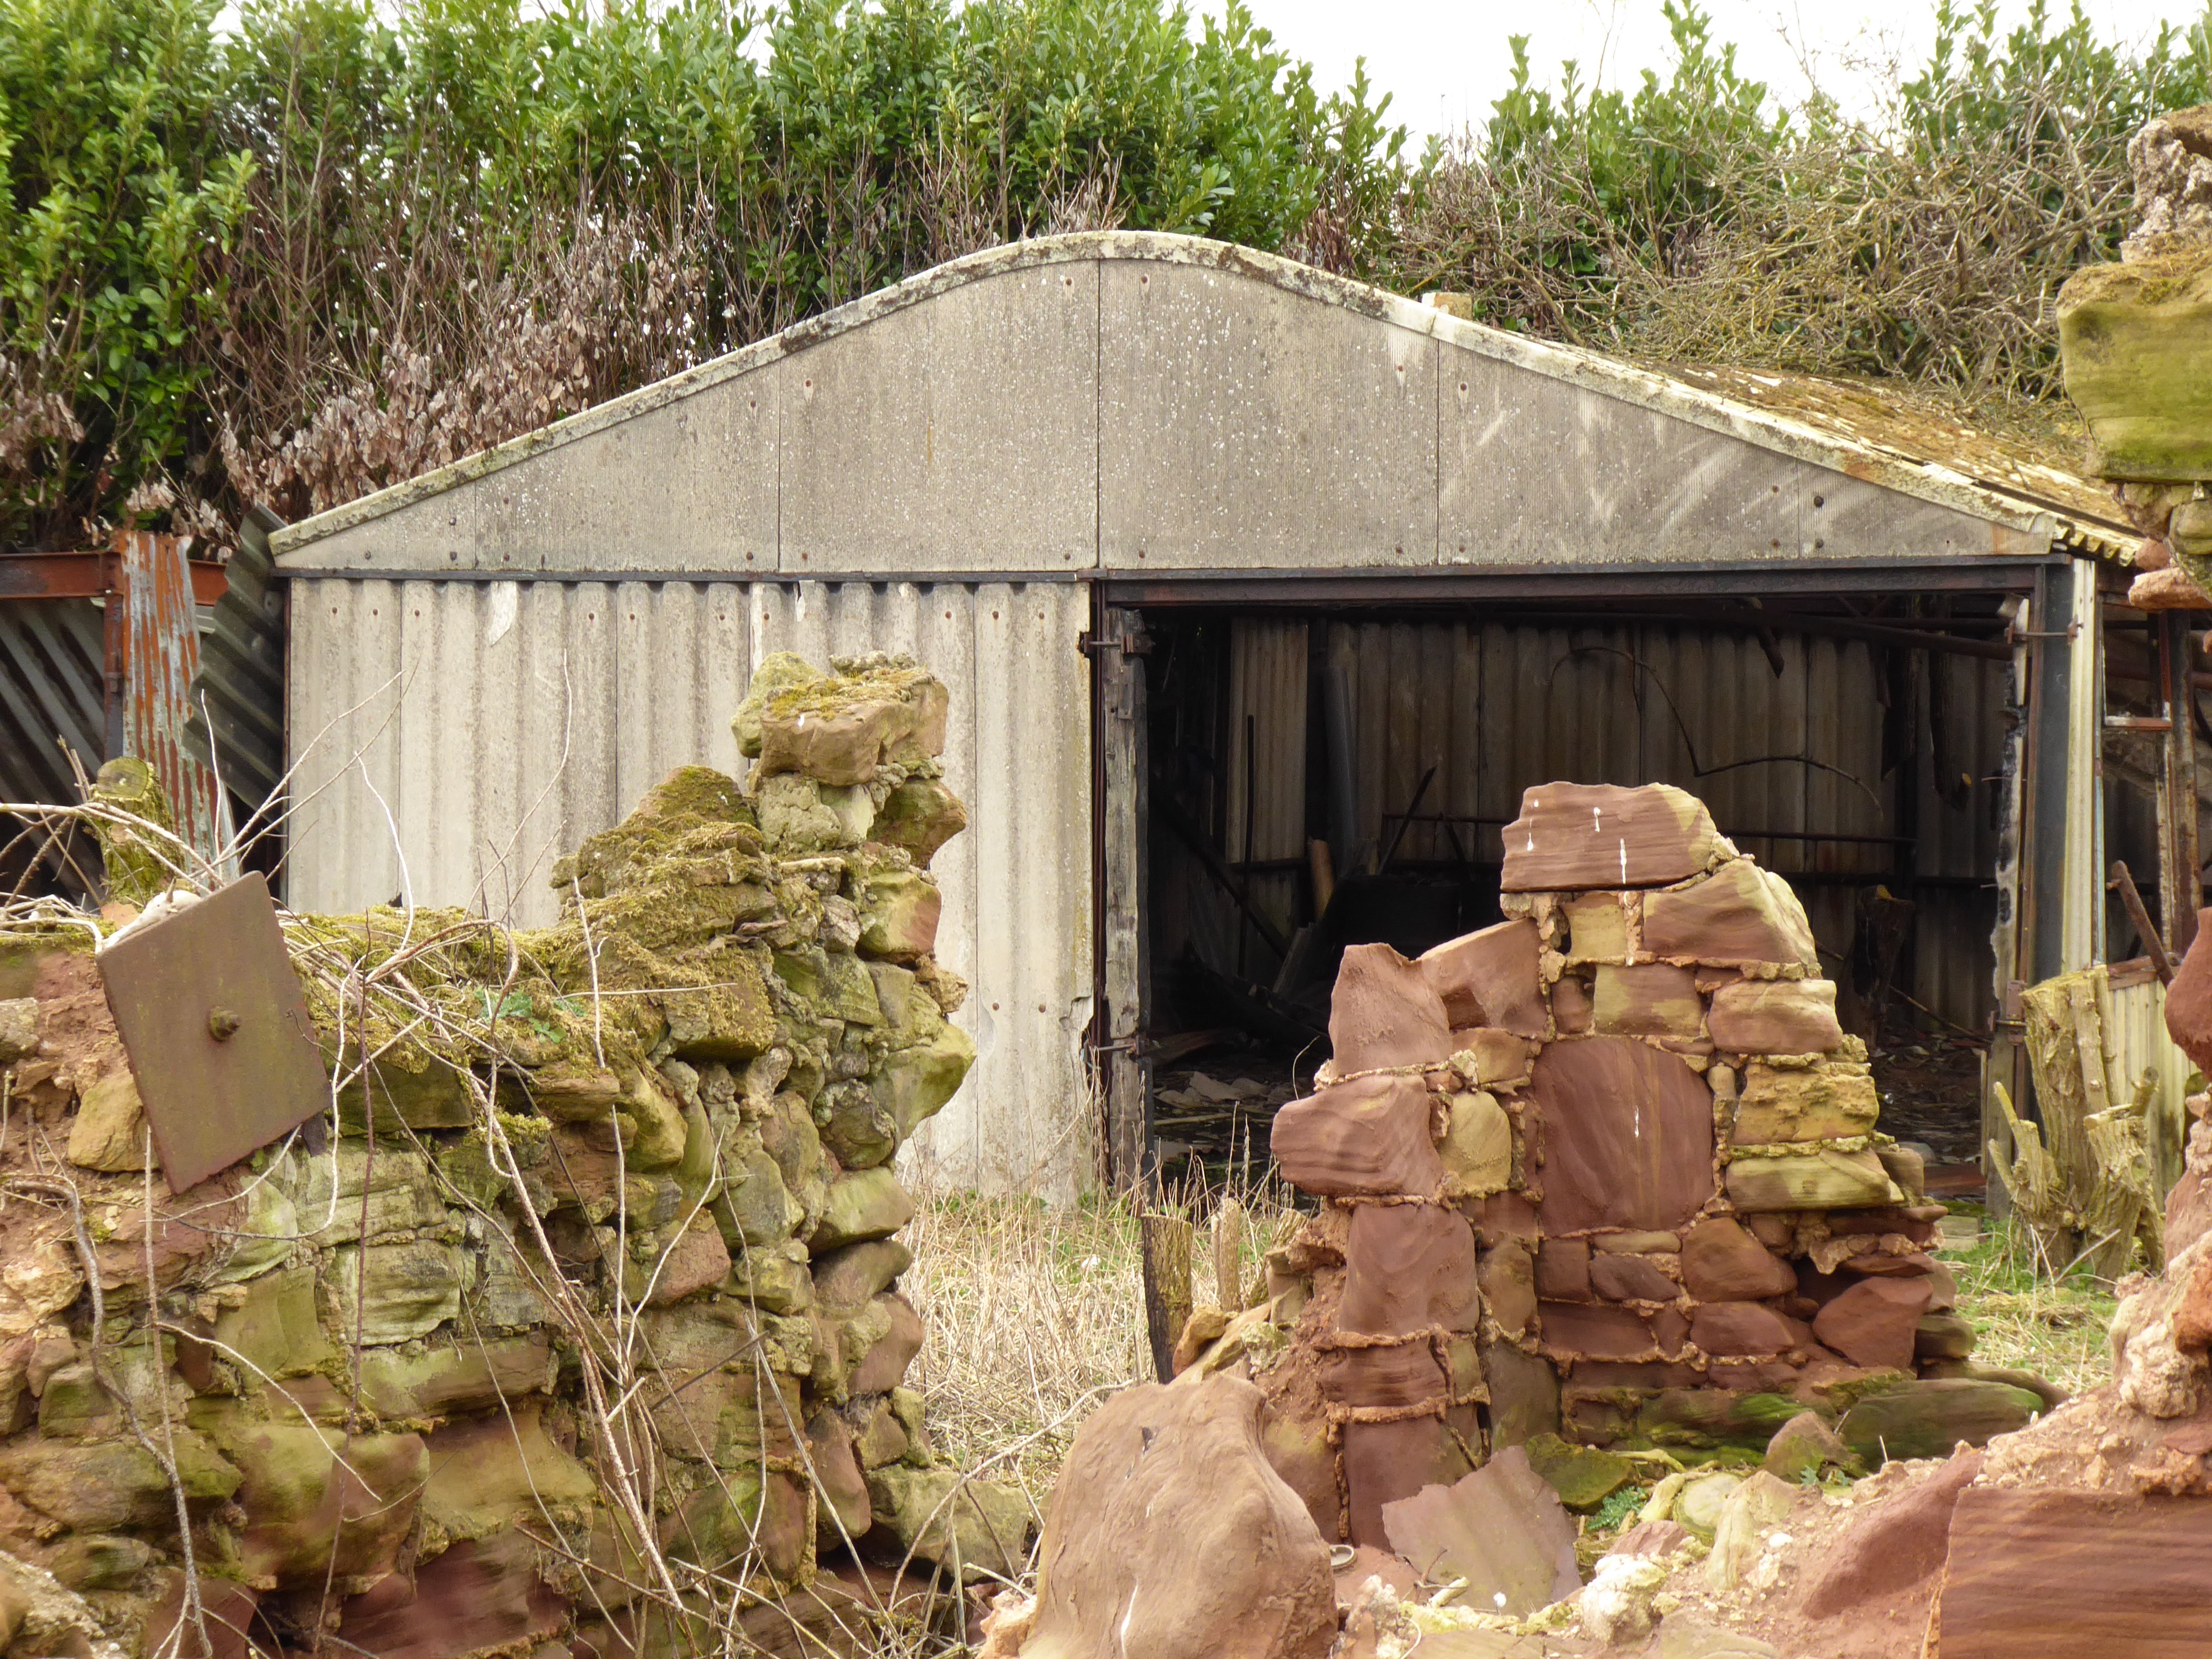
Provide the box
[273,231,2130,576]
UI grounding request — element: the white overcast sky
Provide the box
[1221,0,2208,142]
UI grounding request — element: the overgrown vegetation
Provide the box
[6,0,2211,549]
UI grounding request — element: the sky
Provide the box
[1218,0,2208,142]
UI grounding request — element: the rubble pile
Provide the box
[0,652,1020,1659]
[1179,783,2039,1552]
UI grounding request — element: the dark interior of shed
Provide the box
[1129,589,2030,1190]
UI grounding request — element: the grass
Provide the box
[1943,1207,2122,1399]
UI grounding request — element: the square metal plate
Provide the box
[98,872,329,1192]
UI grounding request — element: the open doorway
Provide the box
[1122,591,2022,1191]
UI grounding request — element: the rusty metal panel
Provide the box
[97,873,328,1192]
[187,510,288,810]
[1225,618,1308,863]
[118,533,234,877]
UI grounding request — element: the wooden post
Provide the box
[1097,603,1152,1192]
[1139,1213,1193,1382]
[2158,611,2201,961]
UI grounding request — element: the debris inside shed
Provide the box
[0,653,1020,1659]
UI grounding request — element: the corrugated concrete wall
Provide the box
[285,576,1095,1198]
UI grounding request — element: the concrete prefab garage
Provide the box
[270,231,2159,1200]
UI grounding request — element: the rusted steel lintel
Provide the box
[0,552,227,604]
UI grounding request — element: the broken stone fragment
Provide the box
[1479,1241,1537,1340]
[1499,781,1727,891]
[1418,919,1546,1037]
[1761,1408,1855,1482]
[1642,857,1817,967]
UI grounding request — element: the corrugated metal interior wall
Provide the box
[286,576,1095,1198]
[1197,615,2007,1030]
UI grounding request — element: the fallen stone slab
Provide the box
[1837,1379,2042,1465]
[1378,1445,1581,1615]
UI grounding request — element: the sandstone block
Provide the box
[811,1169,916,1253]
[1317,1344,1447,1411]
[847,1293,925,1394]
[1482,1338,1562,1448]
[1811,1277,1932,1371]
[1563,892,1632,963]
[1682,1218,1797,1301]
[1797,1446,1981,1616]
[1835,1379,2040,1464]
[666,1467,810,1584]
[1725,1146,1894,1212]
[1438,1088,1511,1198]
[1535,1238,1592,1301]
[323,1241,463,1345]
[0,1432,239,1531]
[1418,920,1545,1038]
[869,1021,975,1140]
[1707,978,1843,1055]
[1932,1482,2212,1656]
[869,777,967,867]
[854,869,941,961]
[2058,253,2212,480]
[1539,1301,1652,1360]
[355,1333,554,1419]
[1552,974,1593,1034]
[645,1219,731,1306]
[219,1422,427,1588]
[1641,858,1816,967]
[812,1239,914,1312]
[752,659,949,785]
[212,1264,332,1385]
[1499,783,1725,891]
[1690,1302,1799,1358]
[1329,943,1456,1071]
[1450,1026,1535,1084]
[419,1407,597,1543]
[1525,1431,1635,1511]
[1025,1375,1332,1657]
[1338,1202,1480,1337]
[1592,963,1703,1039]
[2164,906,2212,1074]
[0,998,35,1062]
[1478,1243,1537,1340]
[808,1410,873,1547]
[1341,1411,1479,1548]
[1730,1060,1879,1144]
[1590,1253,1678,1303]
[1914,1312,1976,1361]
[869,1464,1030,1582]
[1532,1037,1714,1233]
[1269,1074,1444,1198]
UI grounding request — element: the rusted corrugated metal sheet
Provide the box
[118,533,234,874]
[284,575,1095,1199]
[186,510,288,811]
[1222,618,2007,1027]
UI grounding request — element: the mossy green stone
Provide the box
[1525,1431,1634,1512]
